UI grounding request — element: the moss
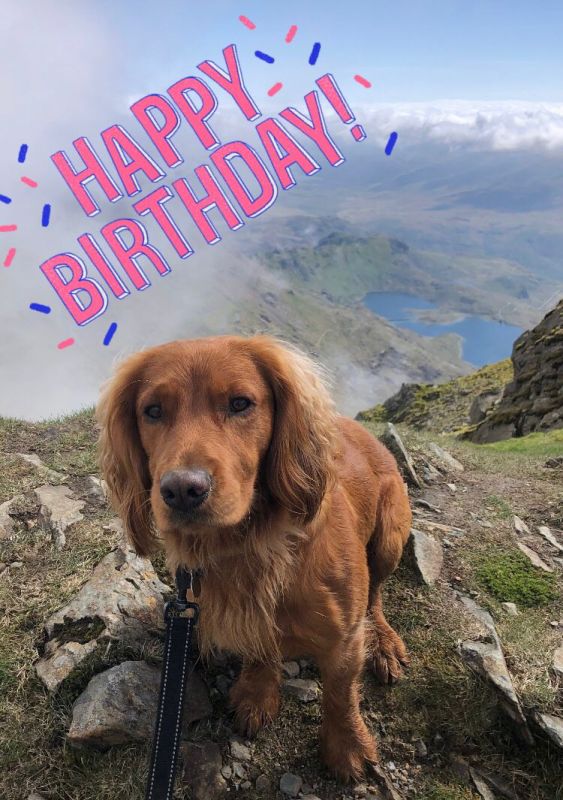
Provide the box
[476,551,557,608]
[484,494,513,520]
[420,784,479,800]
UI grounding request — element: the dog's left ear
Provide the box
[250,337,337,523]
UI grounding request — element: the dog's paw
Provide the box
[230,684,280,737]
[321,721,378,782]
[370,630,410,685]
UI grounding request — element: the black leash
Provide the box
[145,568,200,800]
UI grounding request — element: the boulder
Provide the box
[428,442,464,473]
[36,547,169,691]
[15,452,66,483]
[35,484,85,549]
[409,529,443,585]
[468,391,502,425]
[531,710,563,750]
[457,594,533,744]
[68,661,160,748]
[379,423,421,488]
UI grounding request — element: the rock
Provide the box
[457,594,533,744]
[428,442,464,473]
[414,498,441,513]
[469,768,496,800]
[36,640,99,692]
[513,515,530,535]
[279,772,303,796]
[27,794,47,800]
[255,773,270,791]
[282,678,320,703]
[36,547,169,691]
[183,672,212,726]
[552,644,563,679]
[446,483,457,493]
[220,764,232,780]
[181,740,227,800]
[413,738,427,757]
[282,660,300,678]
[469,391,502,425]
[232,761,246,779]
[537,525,563,552]
[409,529,443,585]
[15,452,66,483]
[531,710,563,749]
[229,736,252,762]
[82,475,107,505]
[379,423,421,488]
[35,484,85,548]
[421,461,442,484]
[516,542,553,572]
[545,456,563,469]
[501,602,519,616]
[68,661,160,748]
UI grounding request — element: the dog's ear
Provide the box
[250,337,337,523]
[96,353,155,556]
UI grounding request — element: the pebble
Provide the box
[220,765,232,780]
[232,761,246,779]
[279,772,303,796]
[255,774,270,791]
[414,738,428,757]
[501,602,519,616]
[230,737,252,762]
[282,660,300,678]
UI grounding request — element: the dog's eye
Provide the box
[229,396,252,414]
[144,404,162,420]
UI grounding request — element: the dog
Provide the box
[97,335,412,780]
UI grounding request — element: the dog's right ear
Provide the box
[96,353,155,556]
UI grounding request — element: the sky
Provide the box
[1,0,563,420]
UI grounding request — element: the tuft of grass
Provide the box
[483,494,513,520]
[419,783,479,800]
[476,551,557,608]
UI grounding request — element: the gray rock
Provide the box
[379,423,421,488]
[282,660,300,678]
[0,495,22,539]
[15,452,66,483]
[457,594,533,744]
[531,710,563,749]
[501,602,519,616]
[409,529,443,585]
[220,764,232,780]
[517,542,553,572]
[280,772,303,796]
[82,475,107,505]
[68,661,160,748]
[413,738,427,757]
[232,761,246,779]
[469,391,501,425]
[36,547,169,690]
[469,768,496,800]
[513,515,530,535]
[181,740,227,800]
[428,442,464,473]
[230,736,252,761]
[35,484,85,548]
[282,678,320,703]
[255,773,270,791]
[552,644,563,679]
[537,525,563,552]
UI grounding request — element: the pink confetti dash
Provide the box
[268,82,283,97]
[285,24,298,43]
[21,176,38,188]
[354,74,372,89]
[57,337,75,350]
[0,224,17,232]
[3,247,16,267]
[239,15,256,29]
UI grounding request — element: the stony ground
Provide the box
[0,411,562,800]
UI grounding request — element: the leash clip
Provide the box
[164,566,201,621]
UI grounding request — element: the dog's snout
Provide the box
[160,469,212,512]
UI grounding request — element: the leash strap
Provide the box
[145,568,200,800]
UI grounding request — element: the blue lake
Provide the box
[363,292,521,366]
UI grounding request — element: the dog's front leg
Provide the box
[230,660,282,736]
[318,626,378,781]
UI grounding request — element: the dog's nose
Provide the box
[160,469,212,511]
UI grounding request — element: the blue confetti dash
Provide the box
[103,321,118,346]
[255,50,275,64]
[309,42,321,65]
[0,194,12,204]
[18,144,28,163]
[385,131,398,156]
[41,203,51,227]
[30,303,51,314]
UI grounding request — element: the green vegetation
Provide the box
[419,784,479,800]
[482,428,563,457]
[476,551,557,608]
[484,494,513,520]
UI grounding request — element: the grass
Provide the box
[482,428,563,457]
[476,551,557,608]
[483,494,513,520]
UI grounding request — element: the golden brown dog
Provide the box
[97,335,412,780]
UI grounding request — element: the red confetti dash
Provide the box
[0,224,17,232]
[21,176,38,188]
[354,74,372,89]
[57,337,75,350]
[3,247,16,267]
[239,15,256,29]
[268,82,283,97]
[285,24,298,43]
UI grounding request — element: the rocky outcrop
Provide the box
[379,423,421,488]
[469,299,563,442]
[408,529,444,585]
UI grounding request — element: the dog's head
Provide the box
[97,335,337,555]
